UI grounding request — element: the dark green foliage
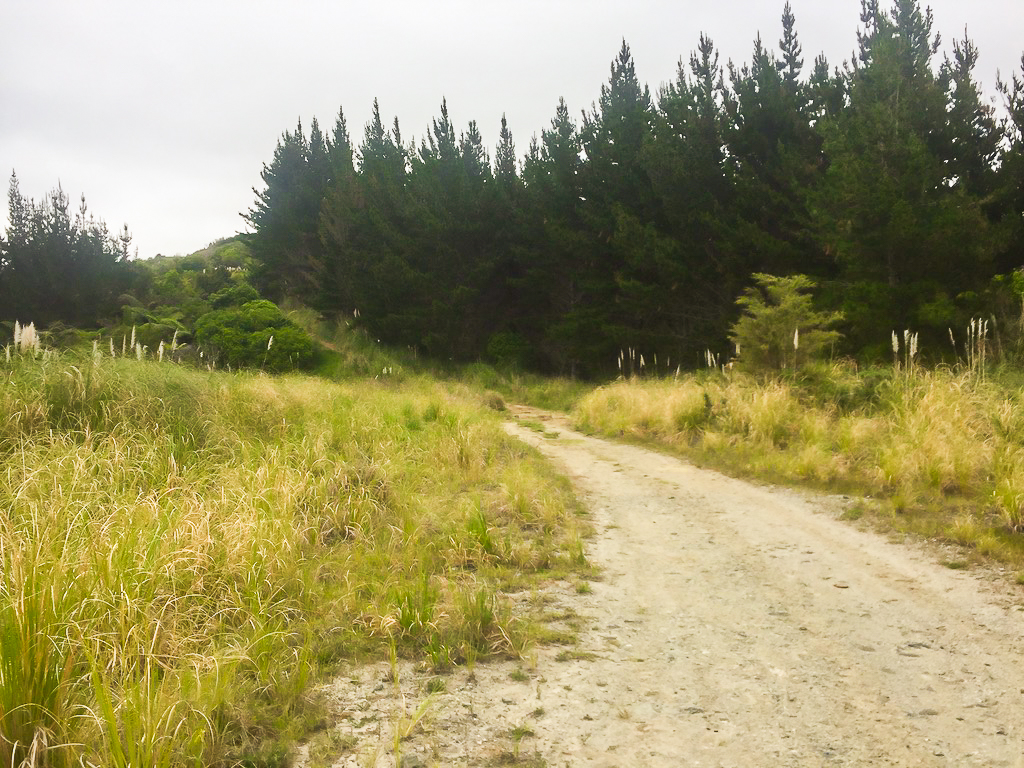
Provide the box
[730,274,842,371]
[0,173,133,326]
[940,32,1001,198]
[814,1,998,351]
[633,33,743,358]
[723,7,826,279]
[994,56,1024,276]
[520,97,590,375]
[193,300,315,371]
[243,120,327,300]
[211,282,260,309]
[574,40,660,371]
[486,331,533,370]
[240,2,1024,376]
[494,114,518,186]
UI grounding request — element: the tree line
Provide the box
[1,173,135,327]
[243,0,1024,376]
[3,1,1023,377]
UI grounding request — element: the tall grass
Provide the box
[455,362,592,413]
[285,305,591,412]
[575,362,1024,560]
[0,350,584,766]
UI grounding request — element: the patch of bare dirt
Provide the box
[298,405,1024,767]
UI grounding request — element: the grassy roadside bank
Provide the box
[574,363,1024,575]
[0,351,586,767]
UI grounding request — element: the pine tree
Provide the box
[5,171,29,254]
[994,54,1024,274]
[459,120,491,184]
[1001,55,1024,145]
[318,106,361,311]
[245,118,326,299]
[308,117,330,191]
[494,114,518,186]
[402,100,464,354]
[816,0,994,353]
[940,31,1001,197]
[779,2,804,96]
[406,104,500,356]
[574,41,662,370]
[317,100,418,342]
[359,99,406,183]
[635,34,742,357]
[484,113,533,366]
[722,6,826,279]
[347,100,418,343]
[520,98,596,374]
[327,106,355,178]
[806,54,846,125]
[580,40,655,218]
[1,173,132,324]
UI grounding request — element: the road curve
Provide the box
[501,406,1024,767]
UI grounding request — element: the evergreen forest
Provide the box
[241,1,1024,375]
[4,0,1024,377]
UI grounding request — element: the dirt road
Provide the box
[303,406,1024,767]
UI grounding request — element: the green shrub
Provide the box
[194,300,315,372]
[730,274,842,372]
[210,281,260,309]
[134,321,183,349]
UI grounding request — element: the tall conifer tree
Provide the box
[638,34,741,356]
[722,6,825,279]
[576,41,660,369]
[994,55,1024,274]
[494,115,518,186]
[318,106,362,311]
[816,0,994,352]
[940,32,1001,197]
[1,173,132,324]
[521,98,595,374]
[245,118,324,299]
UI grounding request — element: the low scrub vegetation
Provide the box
[575,362,1024,565]
[194,299,315,371]
[0,345,585,766]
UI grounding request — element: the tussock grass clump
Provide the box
[0,353,584,767]
[575,363,1024,563]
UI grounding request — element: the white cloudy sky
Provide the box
[2,0,1021,258]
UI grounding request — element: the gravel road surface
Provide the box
[301,406,1024,767]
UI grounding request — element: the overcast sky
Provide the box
[2,0,1021,259]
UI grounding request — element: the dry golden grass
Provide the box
[575,363,1024,565]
